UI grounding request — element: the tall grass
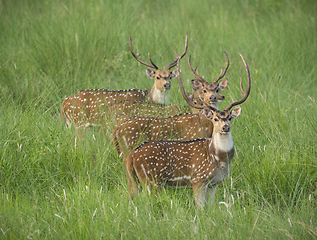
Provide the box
[1,0,316,239]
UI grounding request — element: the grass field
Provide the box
[1,0,317,239]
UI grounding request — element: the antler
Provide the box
[225,53,251,111]
[188,55,206,82]
[213,51,230,84]
[176,58,218,111]
[190,89,195,101]
[166,33,188,70]
[129,36,159,70]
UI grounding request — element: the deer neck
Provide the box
[205,132,234,187]
[148,86,169,104]
[208,132,234,162]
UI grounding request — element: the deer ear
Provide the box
[203,108,214,119]
[170,69,179,79]
[218,79,228,91]
[192,79,204,91]
[146,68,156,79]
[230,107,241,119]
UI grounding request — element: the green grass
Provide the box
[1,0,317,239]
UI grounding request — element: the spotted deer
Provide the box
[112,56,230,157]
[107,53,230,119]
[188,52,229,109]
[124,53,251,207]
[60,34,188,129]
[113,109,212,157]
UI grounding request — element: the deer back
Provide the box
[108,100,192,118]
[61,88,149,129]
[113,111,213,157]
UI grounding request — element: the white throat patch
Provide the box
[211,132,234,152]
[151,89,169,104]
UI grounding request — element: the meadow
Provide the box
[0,0,317,239]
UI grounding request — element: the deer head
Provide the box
[188,53,229,109]
[129,34,188,104]
[185,89,204,112]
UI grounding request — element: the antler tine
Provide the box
[176,59,208,110]
[129,36,159,70]
[147,52,159,70]
[214,51,230,84]
[195,68,205,82]
[239,77,245,94]
[167,33,188,69]
[188,55,205,82]
[225,53,251,111]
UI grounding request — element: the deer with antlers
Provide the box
[188,53,229,110]
[61,34,188,129]
[123,53,251,207]
[112,54,231,157]
[107,53,229,120]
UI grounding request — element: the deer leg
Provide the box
[121,136,131,157]
[192,183,208,208]
[206,185,217,206]
[133,161,161,195]
[117,131,132,158]
[73,126,84,149]
[112,130,123,157]
[113,129,132,158]
[124,155,139,197]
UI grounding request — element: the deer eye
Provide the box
[228,116,232,121]
[203,90,207,93]
[156,76,160,80]
[214,118,219,122]
[216,89,219,93]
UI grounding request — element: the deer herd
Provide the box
[61,34,251,208]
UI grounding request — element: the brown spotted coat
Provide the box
[113,110,213,157]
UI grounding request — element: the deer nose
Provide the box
[209,95,217,102]
[164,83,171,90]
[222,125,230,132]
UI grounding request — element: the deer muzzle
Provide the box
[209,95,217,102]
[164,82,171,90]
[222,125,230,133]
